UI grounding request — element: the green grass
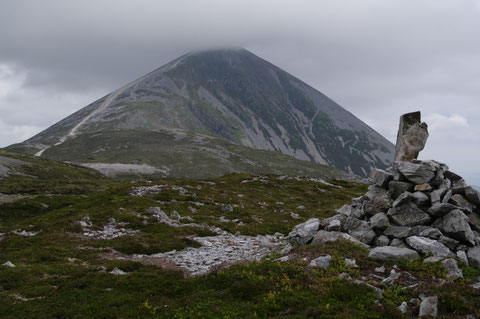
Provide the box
[0,166,479,318]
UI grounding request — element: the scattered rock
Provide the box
[374,266,386,273]
[370,213,390,231]
[397,301,408,314]
[418,295,438,317]
[395,161,435,185]
[344,258,358,268]
[433,209,475,246]
[311,230,368,247]
[353,280,384,297]
[457,250,468,266]
[2,261,15,268]
[369,246,419,261]
[287,218,320,245]
[405,236,454,257]
[309,255,332,269]
[441,258,463,280]
[110,267,127,275]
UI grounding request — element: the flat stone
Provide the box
[320,214,347,231]
[433,209,475,246]
[467,246,480,269]
[430,188,447,204]
[343,217,376,244]
[370,213,390,231]
[387,202,431,227]
[310,255,332,269]
[419,296,438,317]
[384,226,411,238]
[427,203,457,218]
[423,256,445,263]
[2,261,15,268]
[411,226,442,240]
[388,181,415,200]
[370,169,394,189]
[369,246,419,261]
[392,192,415,208]
[465,186,480,206]
[442,258,463,280]
[311,230,368,248]
[352,280,384,297]
[287,218,320,245]
[442,189,453,203]
[405,236,454,257]
[394,111,429,162]
[110,267,127,275]
[364,191,391,216]
[395,161,436,185]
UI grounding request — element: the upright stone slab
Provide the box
[394,111,429,162]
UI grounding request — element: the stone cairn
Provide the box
[287,111,480,269]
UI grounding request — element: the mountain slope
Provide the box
[7,48,394,177]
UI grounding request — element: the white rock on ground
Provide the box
[369,246,420,261]
[441,258,463,280]
[2,261,15,267]
[309,255,332,269]
[110,267,127,275]
[418,295,438,317]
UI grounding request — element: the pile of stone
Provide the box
[287,112,480,270]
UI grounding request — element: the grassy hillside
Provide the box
[7,130,358,181]
[1,166,479,318]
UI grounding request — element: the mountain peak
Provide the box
[9,49,395,178]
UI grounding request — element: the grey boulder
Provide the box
[419,296,438,318]
[388,181,414,200]
[465,186,480,206]
[343,217,376,244]
[394,161,436,185]
[441,258,463,280]
[370,169,393,189]
[287,218,320,245]
[368,246,419,261]
[433,209,475,246]
[387,202,431,227]
[310,255,332,269]
[383,226,411,239]
[427,203,457,218]
[467,246,480,269]
[405,236,454,257]
[311,230,368,248]
[370,213,390,231]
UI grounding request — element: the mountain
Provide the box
[7,48,394,178]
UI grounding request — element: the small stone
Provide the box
[438,235,459,251]
[430,188,446,204]
[452,179,467,195]
[353,280,384,297]
[423,256,445,263]
[2,261,15,268]
[387,202,431,227]
[110,267,127,275]
[310,255,332,269]
[405,236,454,257]
[397,301,408,314]
[370,213,390,231]
[338,272,351,280]
[465,186,480,206]
[311,230,368,247]
[170,211,181,220]
[427,203,457,218]
[444,170,463,182]
[394,111,429,162]
[222,204,234,213]
[457,250,468,266]
[336,204,352,216]
[370,169,394,189]
[415,183,432,192]
[373,235,390,247]
[441,258,463,280]
[388,181,414,200]
[344,258,358,268]
[369,246,419,261]
[287,218,320,245]
[442,189,453,203]
[450,194,476,214]
[384,226,411,239]
[374,266,386,273]
[467,246,480,269]
[418,296,438,317]
[296,205,305,210]
[392,192,415,208]
[412,191,430,207]
[433,209,475,246]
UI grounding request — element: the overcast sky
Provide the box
[0,0,479,184]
